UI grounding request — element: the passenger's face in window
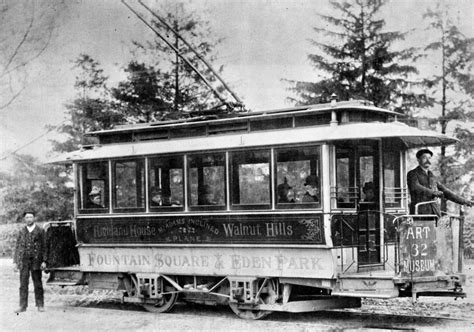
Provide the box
[305,185,319,196]
[152,193,162,203]
[91,195,101,205]
[204,192,215,204]
[364,189,375,201]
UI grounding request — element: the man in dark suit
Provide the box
[13,211,47,313]
[407,149,473,216]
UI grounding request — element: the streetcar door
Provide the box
[356,143,380,265]
[335,141,381,265]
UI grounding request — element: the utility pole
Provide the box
[174,17,180,115]
[440,16,448,213]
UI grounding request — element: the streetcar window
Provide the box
[148,156,184,210]
[231,149,270,209]
[359,152,375,204]
[334,142,378,209]
[335,147,357,208]
[113,159,145,211]
[187,153,226,209]
[383,151,402,208]
[275,146,321,209]
[78,161,109,212]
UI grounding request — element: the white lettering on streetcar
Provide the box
[85,252,325,272]
[405,226,431,240]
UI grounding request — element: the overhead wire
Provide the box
[0,119,67,161]
[137,0,243,107]
[121,0,229,107]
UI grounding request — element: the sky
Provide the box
[0,0,472,168]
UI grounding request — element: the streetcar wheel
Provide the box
[142,291,178,313]
[142,281,179,313]
[229,279,278,320]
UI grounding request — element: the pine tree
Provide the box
[422,3,474,212]
[111,61,173,122]
[288,0,425,113]
[50,54,124,153]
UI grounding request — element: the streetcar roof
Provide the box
[84,100,401,137]
[50,121,457,164]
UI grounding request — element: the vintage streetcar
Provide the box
[47,99,466,319]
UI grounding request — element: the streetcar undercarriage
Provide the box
[47,268,465,319]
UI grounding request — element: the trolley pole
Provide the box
[459,207,464,273]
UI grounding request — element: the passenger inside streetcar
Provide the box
[198,185,218,205]
[362,182,375,202]
[150,187,171,206]
[277,177,294,203]
[87,186,104,208]
[302,175,320,203]
[359,181,376,211]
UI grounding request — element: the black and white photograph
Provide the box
[0,0,473,331]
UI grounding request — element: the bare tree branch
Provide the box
[0,1,67,111]
[1,4,35,76]
[0,84,25,109]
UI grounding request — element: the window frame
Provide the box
[77,160,110,214]
[186,152,227,211]
[147,154,185,212]
[382,150,403,209]
[332,140,379,210]
[274,145,322,210]
[230,148,272,211]
[334,145,358,210]
[111,158,146,213]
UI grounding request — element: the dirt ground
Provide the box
[1,258,473,332]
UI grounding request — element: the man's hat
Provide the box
[304,175,319,187]
[89,186,101,196]
[363,181,374,193]
[277,182,292,194]
[416,149,433,159]
[23,210,35,217]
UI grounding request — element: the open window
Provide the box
[231,149,271,210]
[275,146,321,209]
[112,159,145,212]
[78,161,109,213]
[187,153,226,210]
[148,155,184,211]
[334,146,357,209]
[383,151,402,209]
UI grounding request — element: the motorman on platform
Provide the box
[407,148,473,217]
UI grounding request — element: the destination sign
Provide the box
[400,218,437,277]
[76,214,325,245]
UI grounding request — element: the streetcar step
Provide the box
[46,267,86,286]
[332,275,399,298]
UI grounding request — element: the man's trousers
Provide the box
[19,259,44,309]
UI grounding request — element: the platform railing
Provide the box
[331,210,394,274]
[331,212,357,273]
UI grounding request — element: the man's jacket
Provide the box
[14,225,47,270]
[407,166,468,217]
